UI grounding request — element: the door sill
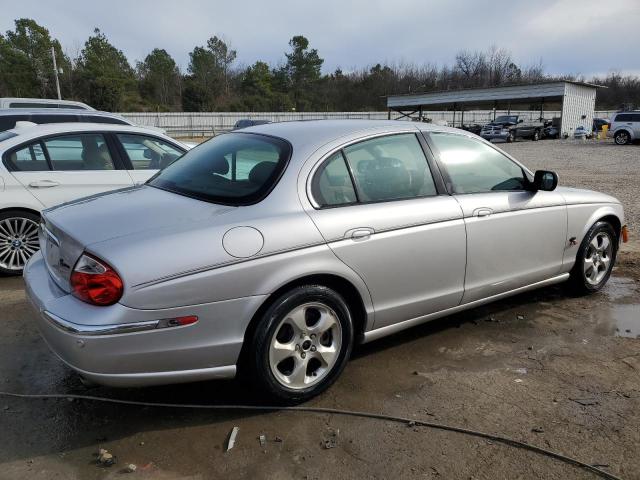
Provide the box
[362,273,569,343]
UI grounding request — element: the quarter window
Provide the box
[312,151,357,207]
[116,134,184,169]
[8,143,48,171]
[342,133,437,202]
[43,134,115,171]
[429,133,528,194]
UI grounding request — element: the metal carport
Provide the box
[386,81,602,136]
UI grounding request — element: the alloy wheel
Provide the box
[583,232,613,285]
[268,302,342,390]
[0,217,40,272]
[615,132,630,145]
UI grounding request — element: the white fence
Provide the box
[119,110,618,137]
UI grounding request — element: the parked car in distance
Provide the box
[573,126,591,139]
[233,119,272,130]
[0,109,133,133]
[543,118,560,140]
[480,115,544,142]
[608,111,640,145]
[0,97,94,110]
[459,123,483,135]
[24,120,627,403]
[0,122,188,274]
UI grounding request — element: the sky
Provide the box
[2,0,639,78]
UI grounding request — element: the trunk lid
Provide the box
[41,185,235,292]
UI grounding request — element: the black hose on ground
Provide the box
[0,391,623,480]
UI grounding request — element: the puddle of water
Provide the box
[603,276,637,301]
[611,304,640,338]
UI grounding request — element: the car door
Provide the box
[113,133,186,185]
[427,132,567,304]
[305,132,466,330]
[6,133,133,208]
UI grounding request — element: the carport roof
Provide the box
[387,81,603,110]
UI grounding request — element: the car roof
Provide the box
[0,97,93,110]
[0,122,183,150]
[241,119,459,156]
[0,108,127,118]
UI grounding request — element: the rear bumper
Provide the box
[480,132,509,141]
[24,252,266,387]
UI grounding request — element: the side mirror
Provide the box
[533,170,558,191]
[518,119,524,124]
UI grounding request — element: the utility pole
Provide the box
[51,46,62,100]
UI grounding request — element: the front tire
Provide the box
[568,221,617,294]
[506,131,515,143]
[614,130,631,145]
[532,130,540,141]
[249,285,354,403]
[0,210,41,276]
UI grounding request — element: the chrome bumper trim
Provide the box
[43,311,160,335]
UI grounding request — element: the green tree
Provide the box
[137,48,181,109]
[74,28,135,111]
[0,18,70,98]
[184,36,237,111]
[284,35,323,111]
[241,61,275,110]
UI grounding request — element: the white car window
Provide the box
[116,134,183,170]
[43,134,115,171]
[8,142,49,171]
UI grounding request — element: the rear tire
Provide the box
[248,285,354,404]
[0,210,41,276]
[614,130,631,145]
[568,221,617,294]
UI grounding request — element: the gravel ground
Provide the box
[501,139,639,235]
[0,138,639,479]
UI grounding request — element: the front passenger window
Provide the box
[429,133,527,194]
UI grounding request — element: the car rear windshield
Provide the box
[148,132,291,205]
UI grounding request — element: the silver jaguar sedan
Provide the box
[24,120,627,402]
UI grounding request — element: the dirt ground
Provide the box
[0,140,639,479]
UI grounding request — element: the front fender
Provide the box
[561,203,625,271]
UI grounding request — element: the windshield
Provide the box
[494,116,518,124]
[148,132,291,205]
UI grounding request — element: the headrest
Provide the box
[249,161,276,185]
[211,155,230,175]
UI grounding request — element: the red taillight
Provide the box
[70,253,123,306]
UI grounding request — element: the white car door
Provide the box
[113,133,186,185]
[6,133,133,208]
[427,132,567,304]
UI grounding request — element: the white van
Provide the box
[0,97,94,111]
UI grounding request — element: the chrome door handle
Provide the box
[29,180,60,188]
[348,228,374,240]
[474,208,493,217]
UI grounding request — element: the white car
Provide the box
[608,110,640,145]
[0,97,94,110]
[0,123,189,274]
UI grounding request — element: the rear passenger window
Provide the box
[312,151,357,207]
[342,134,437,202]
[43,134,115,171]
[8,143,49,171]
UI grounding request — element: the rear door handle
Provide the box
[347,228,374,240]
[474,208,493,218]
[29,180,60,188]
